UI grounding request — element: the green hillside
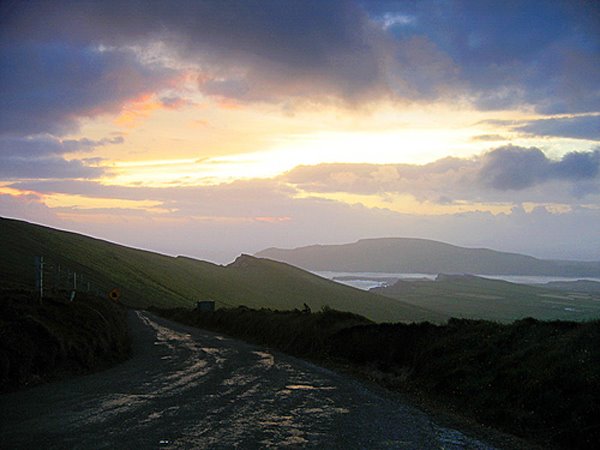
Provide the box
[257,238,600,276]
[0,217,445,323]
[372,274,600,322]
[540,280,600,295]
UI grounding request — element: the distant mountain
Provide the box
[0,218,444,323]
[256,238,600,277]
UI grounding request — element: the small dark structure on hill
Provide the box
[196,300,215,312]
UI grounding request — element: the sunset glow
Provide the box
[1,0,598,262]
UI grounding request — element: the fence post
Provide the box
[55,264,61,291]
[34,256,44,303]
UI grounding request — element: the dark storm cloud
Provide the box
[282,145,600,202]
[0,0,598,147]
[478,114,600,141]
[0,0,459,109]
[479,146,550,190]
[0,134,117,180]
[479,146,600,190]
[0,135,123,157]
[556,150,600,178]
[0,42,174,136]
[515,116,600,141]
[0,157,103,180]
[363,0,600,114]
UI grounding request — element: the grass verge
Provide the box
[152,306,599,449]
[0,289,130,392]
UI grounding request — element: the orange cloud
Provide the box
[216,97,243,110]
[115,93,195,126]
[114,94,163,128]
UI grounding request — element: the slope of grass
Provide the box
[372,274,600,322]
[0,289,130,392]
[224,255,447,323]
[154,306,600,449]
[0,217,443,323]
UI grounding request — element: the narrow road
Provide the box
[1,311,495,449]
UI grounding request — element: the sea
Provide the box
[313,271,600,291]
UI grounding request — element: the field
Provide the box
[372,274,600,322]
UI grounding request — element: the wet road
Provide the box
[0,311,495,449]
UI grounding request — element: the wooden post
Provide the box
[34,256,44,303]
[55,264,60,291]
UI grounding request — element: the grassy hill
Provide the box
[256,238,600,276]
[372,274,600,322]
[0,217,444,323]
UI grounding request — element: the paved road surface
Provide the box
[0,311,495,449]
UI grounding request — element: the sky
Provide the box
[1,0,599,263]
